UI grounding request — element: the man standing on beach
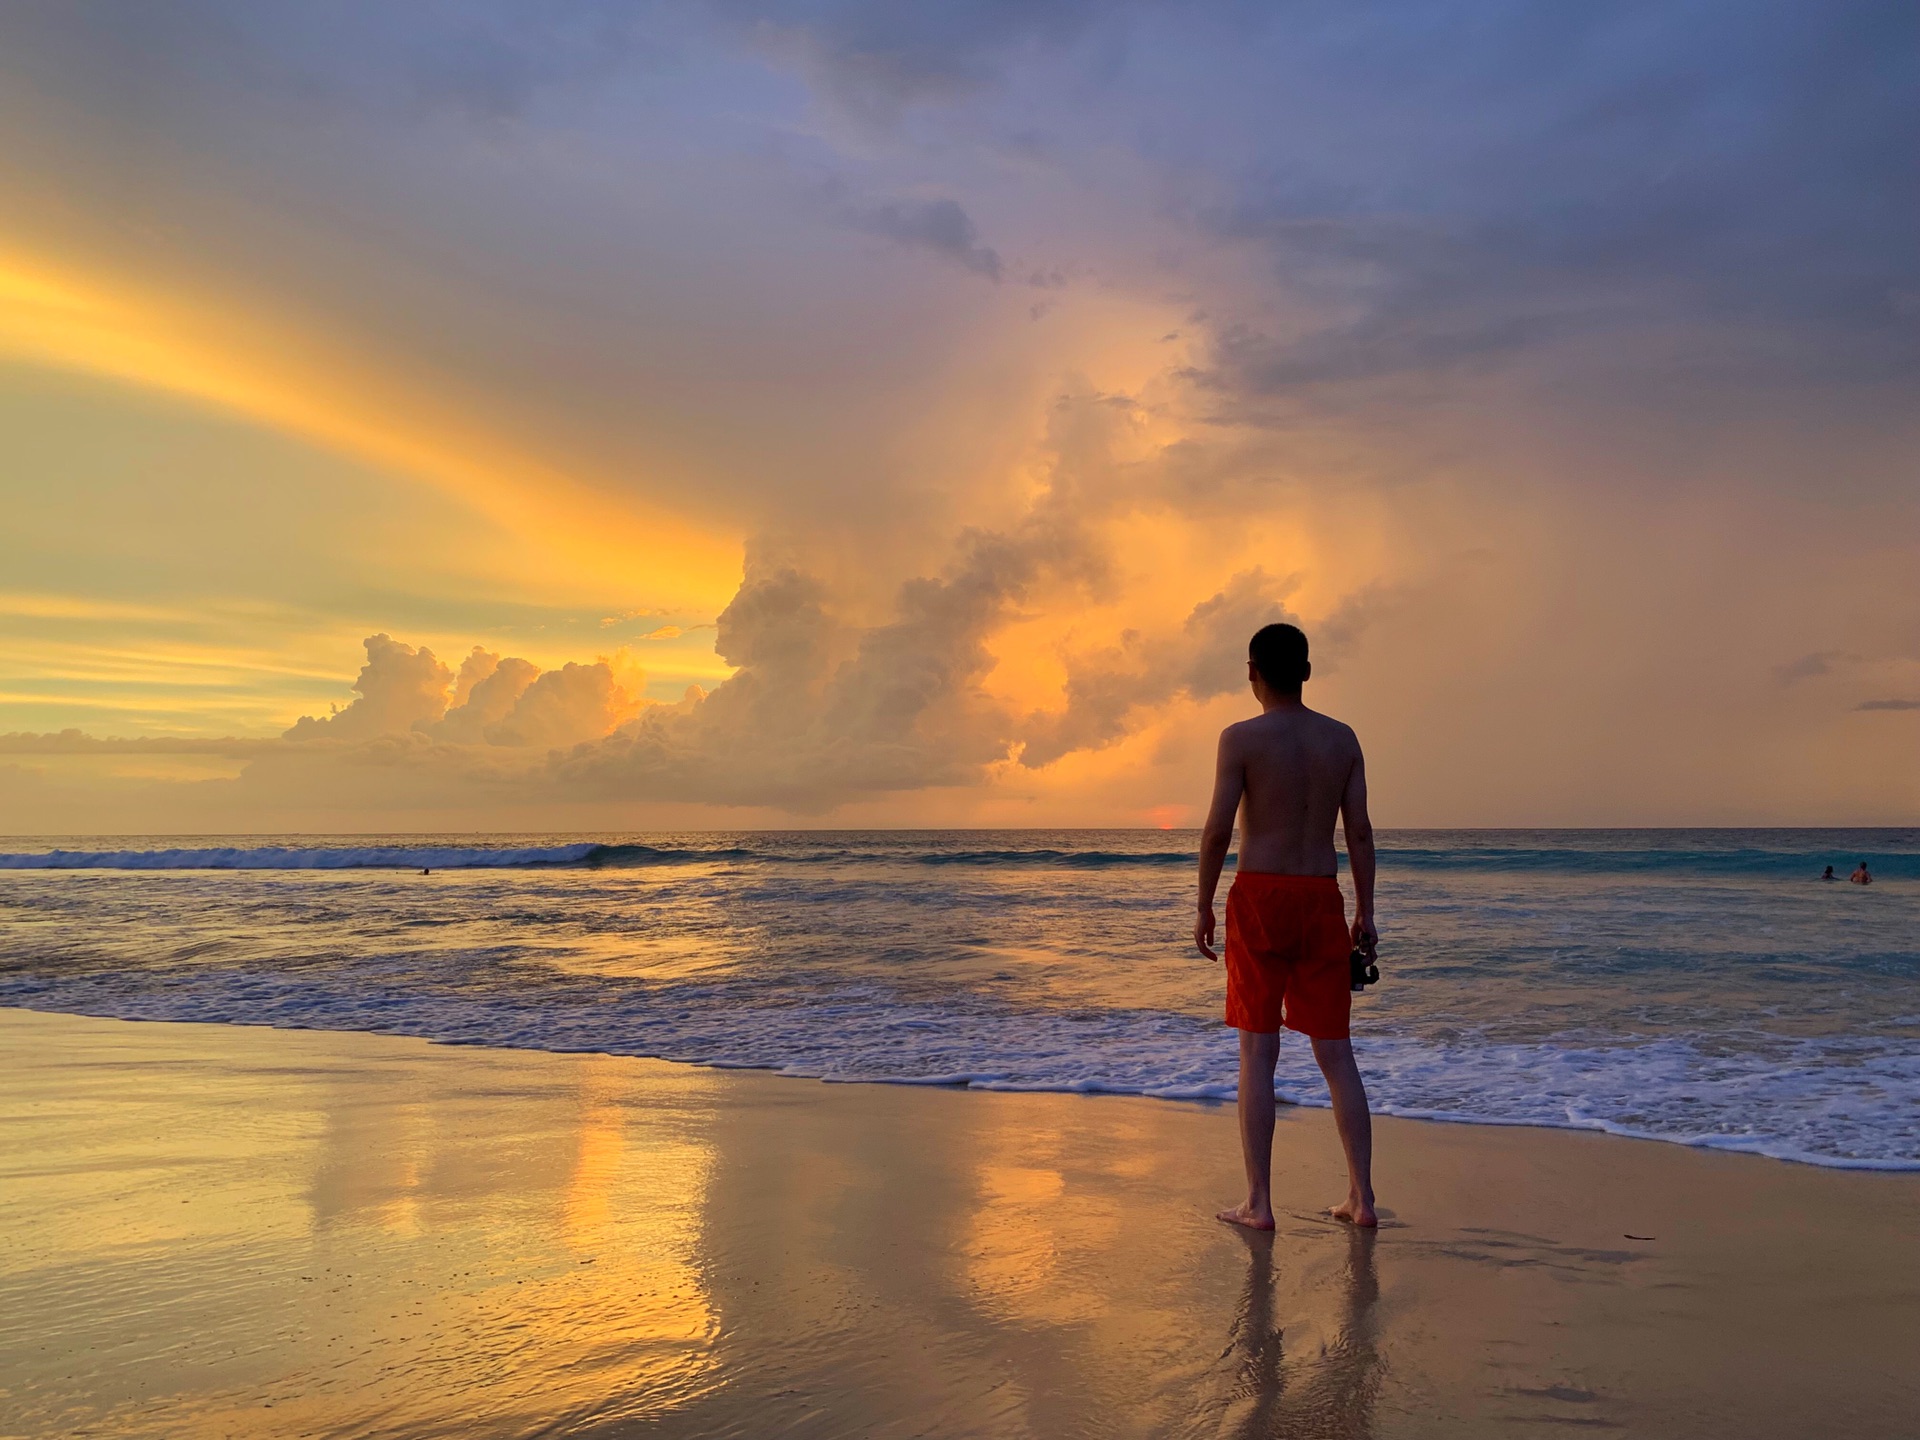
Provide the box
[1194,623,1378,1230]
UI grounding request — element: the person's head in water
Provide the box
[1248,623,1310,700]
[1822,865,1835,879]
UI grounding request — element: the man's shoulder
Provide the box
[1303,706,1362,747]
[1218,716,1258,751]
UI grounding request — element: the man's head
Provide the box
[1248,623,1310,697]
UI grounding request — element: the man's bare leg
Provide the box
[1218,1029,1280,1230]
[1311,1037,1377,1226]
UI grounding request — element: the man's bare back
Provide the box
[1194,623,1377,1233]
[1210,707,1366,877]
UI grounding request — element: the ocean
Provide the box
[3,829,1915,1171]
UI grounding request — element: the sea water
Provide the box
[2,829,1915,1170]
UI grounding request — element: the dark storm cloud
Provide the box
[698,0,1920,411]
[1163,1,1920,401]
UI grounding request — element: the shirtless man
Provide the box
[1194,622,1377,1230]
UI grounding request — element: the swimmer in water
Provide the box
[1821,865,1836,881]
[1850,862,1872,885]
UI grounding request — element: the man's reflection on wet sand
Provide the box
[1220,1225,1382,1439]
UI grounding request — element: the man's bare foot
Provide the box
[1327,1194,1378,1227]
[1216,1203,1276,1231]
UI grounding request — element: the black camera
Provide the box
[1349,938,1380,993]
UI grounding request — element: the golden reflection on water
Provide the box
[0,1016,718,1438]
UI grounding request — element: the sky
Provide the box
[0,0,1915,833]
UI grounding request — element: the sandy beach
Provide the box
[2,1007,1915,1438]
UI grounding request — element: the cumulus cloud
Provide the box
[280,636,648,755]
[565,525,1060,806]
[436,652,541,742]
[285,634,454,740]
[486,660,642,749]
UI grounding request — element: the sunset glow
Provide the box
[1,4,1914,831]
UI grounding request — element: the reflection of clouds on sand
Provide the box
[964,1146,1122,1326]
[1,1024,722,1437]
[291,1054,727,1433]
[962,1112,1167,1332]
[1214,1224,1382,1439]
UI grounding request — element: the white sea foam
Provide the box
[9,968,1917,1171]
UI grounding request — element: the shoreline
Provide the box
[8,998,1914,1175]
[4,1007,1916,1438]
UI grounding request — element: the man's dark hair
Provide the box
[1249,623,1310,693]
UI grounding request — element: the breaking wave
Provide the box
[3,829,1916,875]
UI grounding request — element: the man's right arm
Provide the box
[1194,727,1244,960]
[1340,740,1377,945]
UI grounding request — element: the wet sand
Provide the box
[1,1008,1915,1438]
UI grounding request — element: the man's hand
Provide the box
[1195,906,1219,961]
[1350,913,1378,955]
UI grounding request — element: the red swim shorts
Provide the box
[1223,872,1352,1039]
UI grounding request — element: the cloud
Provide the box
[1856,697,1920,711]
[1776,650,1846,684]
[1313,583,1404,672]
[436,651,540,743]
[485,660,641,748]
[1152,4,1920,416]
[0,730,276,757]
[1019,569,1299,767]
[276,635,647,754]
[285,634,454,740]
[450,646,501,706]
[837,194,1003,279]
[565,526,1054,806]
